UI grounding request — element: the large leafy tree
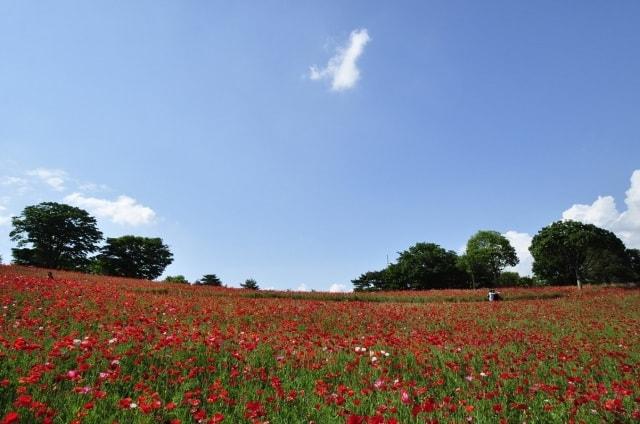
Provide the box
[96,235,173,280]
[352,242,468,291]
[10,202,103,270]
[462,231,518,288]
[529,220,630,288]
[393,243,467,290]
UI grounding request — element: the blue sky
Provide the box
[1,1,639,290]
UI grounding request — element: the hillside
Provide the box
[1,266,639,423]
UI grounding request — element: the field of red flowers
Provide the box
[1,266,639,423]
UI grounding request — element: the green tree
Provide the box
[198,274,222,286]
[462,231,518,288]
[10,202,103,270]
[497,271,521,287]
[96,236,173,280]
[518,276,536,287]
[352,243,469,291]
[352,270,389,291]
[165,275,189,284]
[529,220,630,288]
[627,248,640,281]
[393,242,467,290]
[241,278,259,290]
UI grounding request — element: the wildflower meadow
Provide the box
[1,266,639,423]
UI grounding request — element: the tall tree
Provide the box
[463,231,518,288]
[529,220,630,288]
[198,274,222,286]
[96,236,173,280]
[10,202,103,270]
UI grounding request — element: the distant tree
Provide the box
[462,231,518,288]
[393,242,468,290]
[352,270,389,291]
[198,274,222,286]
[497,271,521,287]
[10,202,103,271]
[165,275,189,284]
[96,236,173,280]
[241,278,259,290]
[518,276,536,287]
[352,243,469,291]
[530,220,631,288]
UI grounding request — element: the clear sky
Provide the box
[1,1,639,290]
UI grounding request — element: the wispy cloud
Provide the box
[310,29,371,91]
[1,176,31,195]
[63,192,156,226]
[27,168,67,191]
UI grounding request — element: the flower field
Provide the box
[1,266,639,423]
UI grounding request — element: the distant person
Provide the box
[488,289,502,301]
[47,271,54,280]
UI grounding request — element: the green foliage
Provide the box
[497,271,521,287]
[352,242,468,291]
[241,278,259,290]
[165,275,189,284]
[625,248,640,281]
[10,202,103,271]
[463,231,518,288]
[198,274,222,286]
[352,270,389,291]
[518,276,537,287]
[529,220,632,287]
[96,235,173,280]
[393,243,468,290]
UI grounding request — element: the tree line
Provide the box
[5,202,261,288]
[352,222,640,291]
[4,202,638,291]
[7,202,173,280]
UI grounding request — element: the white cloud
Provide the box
[296,283,310,292]
[1,176,31,195]
[562,170,640,248]
[329,283,351,293]
[309,29,371,91]
[562,196,619,228]
[27,168,67,191]
[63,192,156,226]
[1,176,28,187]
[77,182,110,192]
[503,230,533,276]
